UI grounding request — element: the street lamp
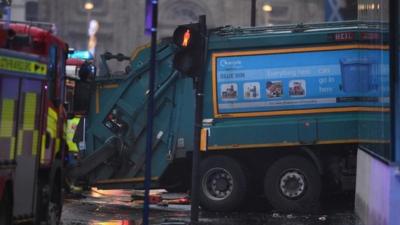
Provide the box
[262,4,273,12]
[251,1,273,26]
[83,1,96,54]
[84,1,94,11]
[84,0,94,24]
[251,0,256,26]
[84,1,94,25]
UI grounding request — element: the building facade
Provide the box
[37,0,340,61]
[10,0,38,21]
[357,0,388,21]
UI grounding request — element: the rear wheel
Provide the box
[199,156,247,211]
[264,155,321,212]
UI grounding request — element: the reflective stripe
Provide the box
[41,134,46,163]
[0,99,16,159]
[40,107,59,164]
[66,118,80,152]
[48,108,57,123]
[10,137,15,160]
[23,93,37,130]
[17,130,24,155]
[200,128,208,151]
[55,138,60,155]
[32,130,38,155]
[16,93,40,156]
[47,108,57,138]
[0,55,47,75]
[0,100,15,137]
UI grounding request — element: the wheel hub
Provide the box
[202,168,234,200]
[279,170,306,198]
[215,175,229,190]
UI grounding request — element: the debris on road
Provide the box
[131,190,190,207]
[286,214,295,219]
[318,215,327,221]
[272,213,280,218]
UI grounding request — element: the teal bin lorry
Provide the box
[68,21,390,212]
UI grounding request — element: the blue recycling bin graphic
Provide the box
[340,58,375,93]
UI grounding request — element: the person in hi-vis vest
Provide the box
[66,117,80,155]
[65,117,83,194]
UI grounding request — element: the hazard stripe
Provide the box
[55,138,60,155]
[0,99,16,160]
[41,134,46,164]
[23,93,37,130]
[10,137,15,160]
[0,99,15,137]
[16,93,40,156]
[47,107,57,122]
[17,130,24,155]
[32,130,38,155]
[40,107,59,164]
[47,108,57,138]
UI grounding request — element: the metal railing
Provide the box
[213,20,389,36]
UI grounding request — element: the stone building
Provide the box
[9,0,38,21]
[357,0,388,21]
[37,0,333,61]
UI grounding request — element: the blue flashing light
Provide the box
[68,50,94,60]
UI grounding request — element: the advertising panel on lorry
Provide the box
[213,46,389,117]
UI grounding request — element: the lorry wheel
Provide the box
[264,155,321,212]
[199,156,247,211]
[0,185,13,225]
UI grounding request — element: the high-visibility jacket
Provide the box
[66,117,80,153]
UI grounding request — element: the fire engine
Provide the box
[0,21,69,224]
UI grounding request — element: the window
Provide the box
[47,46,57,104]
[25,1,38,21]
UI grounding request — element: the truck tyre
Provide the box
[0,184,13,225]
[264,155,321,212]
[199,156,247,211]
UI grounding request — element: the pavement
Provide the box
[61,189,364,225]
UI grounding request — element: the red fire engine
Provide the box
[0,21,69,225]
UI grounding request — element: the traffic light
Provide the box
[172,22,205,77]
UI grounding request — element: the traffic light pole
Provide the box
[251,0,256,26]
[191,15,207,224]
[143,0,158,225]
[389,0,400,162]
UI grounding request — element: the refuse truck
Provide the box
[68,21,389,212]
[0,21,69,224]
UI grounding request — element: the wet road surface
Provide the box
[61,189,363,225]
